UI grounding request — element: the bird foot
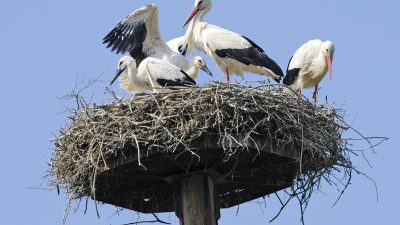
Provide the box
[312,97,317,106]
[296,90,302,102]
[296,95,301,103]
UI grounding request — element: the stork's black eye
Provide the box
[198,0,203,6]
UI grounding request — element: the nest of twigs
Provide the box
[50,81,379,223]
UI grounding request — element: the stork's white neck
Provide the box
[313,50,329,79]
[319,49,328,66]
[183,16,198,44]
[183,17,203,55]
[186,59,199,80]
[126,62,138,83]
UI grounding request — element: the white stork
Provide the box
[103,4,211,81]
[111,56,196,93]
[167,36,213,80]
[181,0,283,85]
[283,39,335,105]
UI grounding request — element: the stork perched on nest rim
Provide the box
[283,39,335,105]
[103,4,212,82]
[180,0,283,85]
[112,56,195,93]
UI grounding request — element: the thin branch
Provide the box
[122,213,171,225]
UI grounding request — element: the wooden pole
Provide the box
[173,175,219,225]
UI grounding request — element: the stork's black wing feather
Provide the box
[156,69,196,87]
[215,35,283,82]
[103,20,147,55]
[283,56,300,86]
[102,5,162,65]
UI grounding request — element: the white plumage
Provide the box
[283,39,335,104]
[103,4,211,81]
[112,56,195,93]
[181,0,283,84]
[167,37,213,80]
[166,37,186,55]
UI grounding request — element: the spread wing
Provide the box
[103,4,171,65]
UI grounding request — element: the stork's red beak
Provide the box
[183,6,200,28]
[326,55,333,80]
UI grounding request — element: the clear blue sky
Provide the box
[0,0,398,224]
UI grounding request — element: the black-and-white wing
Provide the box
[283,40,322,85]
[143,58,196,87]
[283,56,300,85]
[103,4,171,65]
[204,24,283,82]
[216,35,283,81]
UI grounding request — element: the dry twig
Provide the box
[49,81,386,224]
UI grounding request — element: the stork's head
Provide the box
[183,0,213,28]
[194,56,213,77]
[321,41,335,80]
[111,56,136,85]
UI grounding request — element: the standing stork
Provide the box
[283,40,335,105]
[181,0,283,85]
[103,4,211,81]
[112,56,195,93]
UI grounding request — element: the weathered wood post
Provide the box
[173,175,219,225]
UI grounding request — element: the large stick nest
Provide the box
[50,81,372,222]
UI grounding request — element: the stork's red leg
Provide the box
[296,89,302,102]
[312,84,319,106]
[225,68,231,86]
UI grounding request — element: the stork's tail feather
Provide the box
[263,58,284,82]
[261,67,282,83]
[273,75,282,83]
